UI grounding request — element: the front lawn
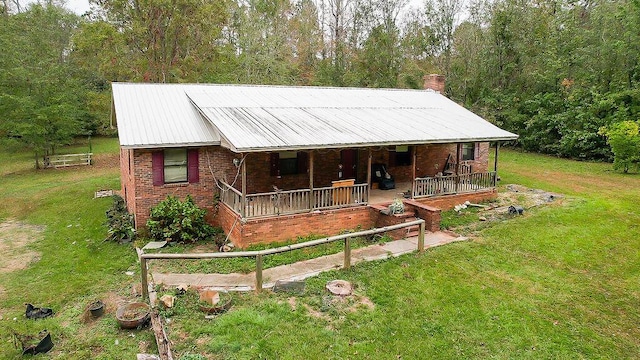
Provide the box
[0,137,155,359]
[164,149,640,359]
[1,144,639,359]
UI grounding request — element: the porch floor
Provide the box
[151,231,466,291]
[369,181,413,204]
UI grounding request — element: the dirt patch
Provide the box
[0,219,45,274]
[92,153,120,170]
[303,303,330,320]
[446,184,565,234]
[80,291,127,324]
[287,297,297,310]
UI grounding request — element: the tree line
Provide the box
[1,0,639,166]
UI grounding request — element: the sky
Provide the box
[27,0,426,16]
[21,0,92,14]
[65,0,91,14]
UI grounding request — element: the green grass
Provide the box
[0,137,154,359]
[1,144,640,359]
[164,149,640,359]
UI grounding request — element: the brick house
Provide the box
[113,77,517,248]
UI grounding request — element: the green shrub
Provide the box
[105,195,136,243]
[146,195,217,243]
[599,120,640,173]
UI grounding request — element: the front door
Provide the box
[341,149,357,180]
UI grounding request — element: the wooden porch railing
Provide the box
[313,184,368,210]
[413,171,496,198]
[246,188,312,217]
[219,182,369,218]
[219,181,242,215]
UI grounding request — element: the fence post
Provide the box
[344,237,351,269]
[141,257,149,300]
[255,254,263,293]
[418,222,425,253]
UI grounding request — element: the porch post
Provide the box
[309,151,314,211]
[411,146,417,199]
[455,143,461,174]
[241,155,247,218]
[494,141,500,173]
[366,149,372,205]
[494,141,500,186]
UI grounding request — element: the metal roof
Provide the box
[112,83,518,151]
[112,83,220,148]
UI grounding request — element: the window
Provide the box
[270,151,308,176]
[278,151,298,176]
[462,143,475,161]
[164,148,187,183]
[389,146,412,167]
[152,148,199,185]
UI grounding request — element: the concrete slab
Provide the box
[151,231,463,291]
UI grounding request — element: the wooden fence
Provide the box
[413,171,496,198]
[44,153,92,168]
[139,219,426,298]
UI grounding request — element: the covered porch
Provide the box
[218,143,501,220]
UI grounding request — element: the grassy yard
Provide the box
[1,141,639,359]
[0,137,155,359]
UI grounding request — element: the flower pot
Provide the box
[88,300,105,318]
[116,302,150,329]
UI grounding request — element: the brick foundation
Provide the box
[219,204,377,248]
[415,189,498,211]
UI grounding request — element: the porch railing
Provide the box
[413,171,496,198]
[219,181,369,218]
[246,188,312,217]
[219,181,242,214]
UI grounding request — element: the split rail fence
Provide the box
[139,219,426,299]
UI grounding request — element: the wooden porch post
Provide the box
[366,149,372,206]
[411,146,417,199]
[241,155,247,218]
[494,141,500,186]
[455,143,461,174]
[367,148,372,189]
[494,141,500,173]
[309,151,314,211]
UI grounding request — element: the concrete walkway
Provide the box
[151,231,467,291]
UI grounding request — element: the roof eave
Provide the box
[232,136,519,153]
[119,141,221,150]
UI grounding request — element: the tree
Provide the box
[599,121,640,173]
[0,4,91,164]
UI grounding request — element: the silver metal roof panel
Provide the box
[112,83,518,151]
[112,83,220,148]
[185,85,518,152]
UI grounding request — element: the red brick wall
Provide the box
[120,148,137,217]
[228,206,377,248]
[404,200,442,232]
[124,146,239,228]
[417,189,497,211]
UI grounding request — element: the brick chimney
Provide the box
[423,74,445,94]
